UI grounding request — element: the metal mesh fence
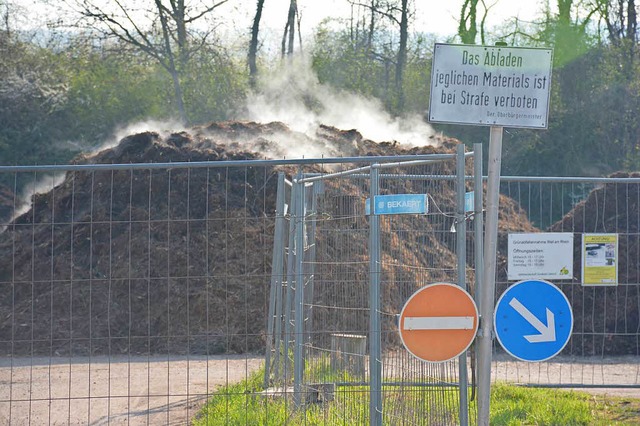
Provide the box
[2,156,639,426]
[0,153,478,425]
[0,162,277,425]
[264,150,479,425]
[493,177,640,389]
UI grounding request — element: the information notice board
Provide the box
[429,44,553,128]
[507,233,573,280]
[582,233,618,286]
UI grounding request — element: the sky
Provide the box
[9,0,546,41]
[257,0,545,39]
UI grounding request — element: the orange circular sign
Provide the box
[399,282,478,363]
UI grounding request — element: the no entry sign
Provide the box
[399,283,478,363]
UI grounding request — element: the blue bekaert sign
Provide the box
[494,279,573,362]
[365,194,429,215]
[465,191,474,212]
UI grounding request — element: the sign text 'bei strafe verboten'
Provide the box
[429,43,553,128]
[365,194,429,215]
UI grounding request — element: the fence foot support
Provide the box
[330,333,367,380]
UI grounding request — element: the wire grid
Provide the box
[493,178,640,389]
[292,159,478,425]
[379,161,477,426]
[4,159,639,425]
[0,165,274,425]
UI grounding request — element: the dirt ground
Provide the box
[1,354,638,425]
[491,354,640,398]
[0,355,264,425]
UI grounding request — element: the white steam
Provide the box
[10,173,66,223]
[93,119,187,154]
[245,56,436,149]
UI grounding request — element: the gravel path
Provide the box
[0,355,264,425]
[491,354,640,398]
[1,354,638,425]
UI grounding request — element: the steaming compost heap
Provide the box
[0,121,635,356]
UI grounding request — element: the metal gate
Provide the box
[263,144,482,425]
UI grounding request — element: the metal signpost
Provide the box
[428,42,554,426]
[494,279,573,362]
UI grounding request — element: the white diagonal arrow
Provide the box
[508,297,556,343]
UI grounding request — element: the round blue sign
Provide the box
[494,279,573,362]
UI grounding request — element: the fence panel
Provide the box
[0,153,478,426]
[493,177,640,390]
[263,152,480,425]
[0,162,277,425]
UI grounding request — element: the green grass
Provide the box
[489,383,634,425]
[193,367,640,425]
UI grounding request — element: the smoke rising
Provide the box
[10,173,66,224]
[244,56,437,150]
[96,119,186,153]
[89,57,438,161]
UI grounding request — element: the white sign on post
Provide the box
[429,44,553,128]
[508,233,574,280]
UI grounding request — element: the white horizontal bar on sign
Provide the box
[404,316,475,330]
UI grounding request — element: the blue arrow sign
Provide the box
[365,194,429,215]
[494,279,573,362]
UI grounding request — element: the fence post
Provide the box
[293,176,306,407]
[369,165,383,426]
[265,172,287,388]
[456,144,470,426]
[284,178,298,386]
[473,143,484,423]
[305,183,320,346]
[473,143,484,304]
[477,127,504,425]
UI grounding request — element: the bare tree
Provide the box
[367,0,378,49]
[60,0,230,124]
[478,0,496,44]
[396,0,408,109]
[1,1,9,36]
[593,0,638,44]
[348,0,413,110]
[248,0,265,87]
[281,0,297,57]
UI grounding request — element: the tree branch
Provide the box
[184,0,230,24]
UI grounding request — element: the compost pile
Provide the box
[544,171,640,354]
[0,121,535,356]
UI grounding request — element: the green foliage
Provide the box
[5,0,640,187]
[311,21,433,116]
[401,33,435,114]
[63,43,172,143]
[180,48,248,124]
[497,43,640,178]
[0,33,75,166]
[312,23,390,104]
[0,30,248,172]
